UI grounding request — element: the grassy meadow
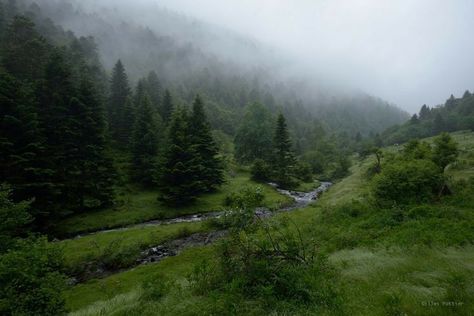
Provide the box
[55,171,292,237]
[62,131,474,315]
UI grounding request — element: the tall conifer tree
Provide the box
[189,95,224,192]
[72,79,115,208]
[131,93,161,187]
[160,107,202,205]
[161,89,174,124]
[108,60,132,147]
[271,113,297,187]
[0,69,47,214]
[1,16,50,82]
[147,71,162,111]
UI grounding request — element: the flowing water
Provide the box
[70,181,332,283]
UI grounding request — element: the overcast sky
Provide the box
[141,0,474,113]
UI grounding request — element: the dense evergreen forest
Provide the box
[0,0,473,315]
[380,91,474,145]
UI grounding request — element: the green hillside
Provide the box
[63,131,474,315]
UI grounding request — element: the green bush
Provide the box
[190,216,340,313]
[141,274,174,302]
[0,238,66,316]
[223,185,264,209]
[250,159,271,182]
[372,159,444,206]
[294,161,313,182]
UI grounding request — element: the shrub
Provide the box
[432,132,458,170]
[223,185,264,209]
[141,274,173,301]
[190,216,340,312]
[0,238,66,316]
[294,162,313,182]
[250,159,271,182]
[372,159,444,206]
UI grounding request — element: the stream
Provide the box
[70,181,332,283]
[72,181,332,239]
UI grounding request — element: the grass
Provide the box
[64,245,215,312]
[330,247,474,315]
[55,171,292,237]
[63,131,474,315]
[293,179,321,192]
[59,221,210,273]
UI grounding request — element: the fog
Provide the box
[57,0,474,113]
[154,0,474,113]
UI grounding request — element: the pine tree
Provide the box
[36,51,79,219]
[433,112,446,134]
[410,114,419,124]
[134,78,148,107]
[72,78,116,209]
[271,113,297,187]
[419,104,431,120]
[445,94,456,109]
[131,93,161,187]
[0,69,48,215]
[160,107,202,205]
[189,95,224,192]
[161,89,174,124]
[108,60,132,147]
[234,102,273,163]
[1,16,50,82]
[147,71,162,111]
[38,51,115,217]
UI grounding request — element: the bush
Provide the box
[432,132,458,170]
[250,159,271,182]
[372,159,444,206]
[190,216,340,313]
[0,238,66,316]
[141,274,173,301]
[223,185,264,209]
[294,162,313,182]
[330,155,351,179]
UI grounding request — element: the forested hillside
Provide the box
[17,0,408,138]
[381,91,474,145]
[1,0,472,315]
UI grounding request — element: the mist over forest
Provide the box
[19,0,412,137]
[1,1,473,315]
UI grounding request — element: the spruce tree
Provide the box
[160,107,202,205]
[189,95,224,192]
[234,102,273,163]
[433,112,446,134]
[147,71,162,111]
[131,93,161,187]
[72,78,116,208]
[134,78,148,107]
[36,51,79,219]
[1,16,50,82]
[38,51,115,217]
[271,113,297,187]
[419,104,431,120]
[0,69,48,215]
[108,60,132,147]
[161,89,174,124]
[410,114,419,124]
